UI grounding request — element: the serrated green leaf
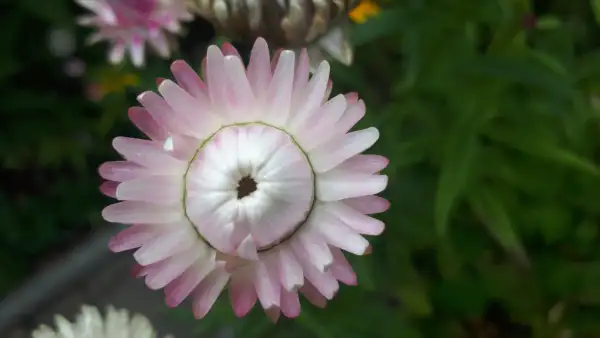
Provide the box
[468,186,528,265]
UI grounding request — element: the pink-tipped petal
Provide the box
[112,136,187,173]
[165,259,216,307]
[221,42,242,58]
[133,225,196,265]
[265,307,281,323]
[317,171,388,201]
[192,266,230,319]
[223,55,256,122]
[100,181,118,198]
[108,224,160,252]
[128,107,168,141]
[264,50,295,126]
[336,155,389,174]
[287,61,330,131]
[144,247,202,290]
[102,201,182,224]
[158,80,218,138]
[116,175,183,205]
[278,248,304,291]
[296,94,347,150]
[328,201,385,235]
[336,100,366,135]
[137,91,189,136]
[291,232,333,273]
[300,282,327,308]
[229,272,258,317]
[310,128,380,173]
[280,290,301,318]
[344,92,359,104]
[342,196,390,215]
[170,60,208,98]
[329,247,357,285]
[312,205,369,255]
[253,261,280,310]
[247,38,272,98]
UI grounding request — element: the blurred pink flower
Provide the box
[76,0,192,67]
[100,38,389,320]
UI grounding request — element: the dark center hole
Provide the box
[237,176,257,199]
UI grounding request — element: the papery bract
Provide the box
[100,38,389,320]
[76,0,192,67]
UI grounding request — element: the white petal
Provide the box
[224,55,256,122]
[317,171,388,201]
[193,266,230,319]
[158,79,219,138]
[278,247,304,291]
[311,205,369,255]
[263,50,295,126]
[296,94,347,151]
[309,127,380,173]
[247,38,272,99]
[102,201,182,224]
[116,175,183,205]
[287,61,330,132]
[134,223,197,265]
[253,261,279,309]
[112,137,187,173]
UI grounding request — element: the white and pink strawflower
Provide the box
[100,38,389,321]
[76,0,192,67]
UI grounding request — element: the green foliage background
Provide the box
[2,0,600,337]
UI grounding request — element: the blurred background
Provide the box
[2,0,600,337]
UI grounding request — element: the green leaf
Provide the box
[397,283,433,317]
[592,0,600,24]
[468,186,528,265]
[297,310,336,338]
[351,8,407,46]
[485,125,599,175]
[535,16,562,30]
[459,55,574,98]
[434,114,481,235]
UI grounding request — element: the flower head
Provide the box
[31,305,173,338]
[100,38,389,320]
[76,0,192,67]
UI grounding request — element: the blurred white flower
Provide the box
[31,305,173,338]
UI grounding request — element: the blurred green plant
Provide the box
[170,0,600,337]
[3,0,600,337]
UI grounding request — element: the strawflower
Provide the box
[31,305,173,338]
[76,0,192,67]
[100,37,389,320]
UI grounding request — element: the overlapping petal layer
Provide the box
[76,0,192,67]
[101,38,389,320]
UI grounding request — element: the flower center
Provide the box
[183,123,315,254]
[236,175,257,199]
